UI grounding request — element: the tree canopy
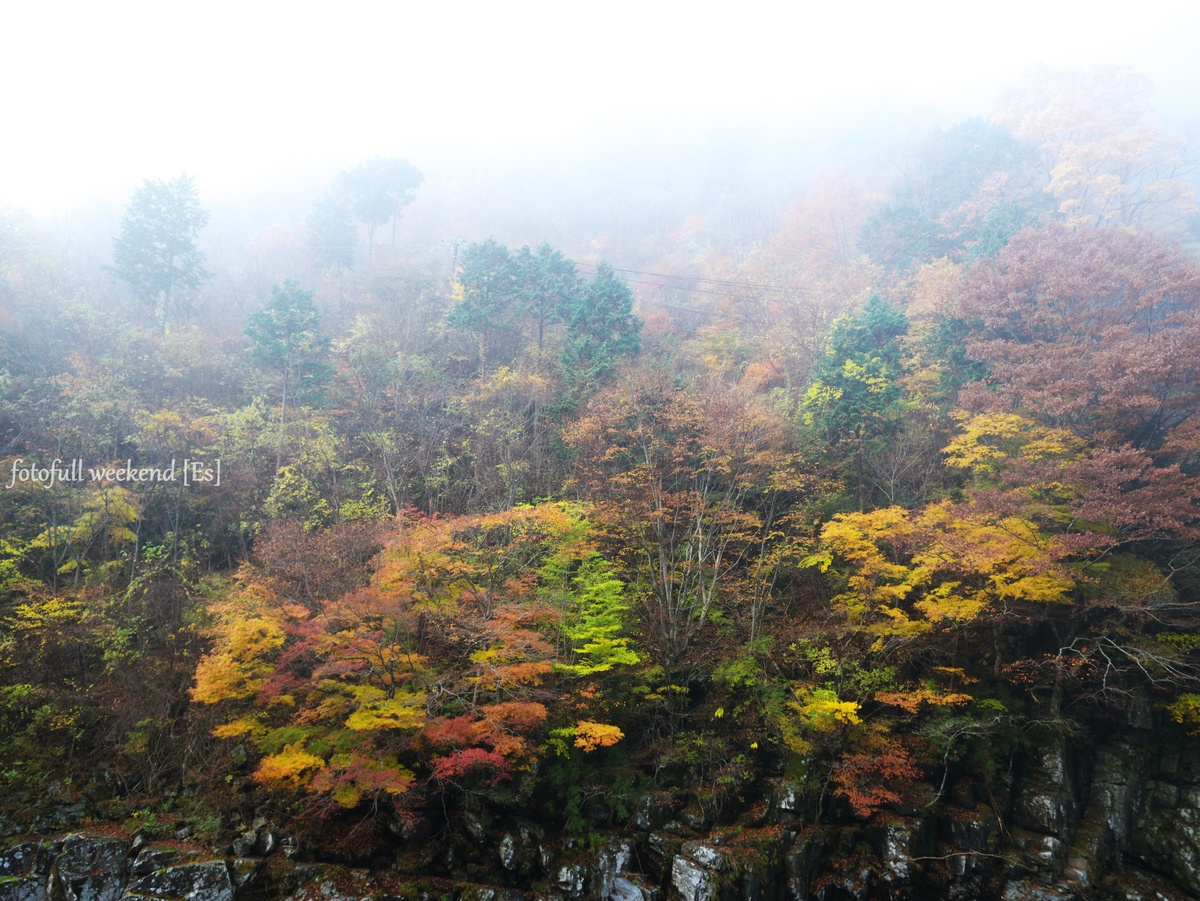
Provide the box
[8,67,1200,899]
[111,173,209,322]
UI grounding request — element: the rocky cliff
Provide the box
[4,723,1198,901]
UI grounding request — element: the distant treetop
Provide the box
[111,173,209,323]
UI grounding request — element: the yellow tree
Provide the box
[995,66,1195,233]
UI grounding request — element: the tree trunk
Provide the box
[276,369,288,473]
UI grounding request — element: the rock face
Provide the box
[9,723,1200,901]
[122,861,234,901]
[670,855,713,901]
[0,841,56,901]
[1130,748,1200,896]
[0,836,235,901]
[52,834,128,901]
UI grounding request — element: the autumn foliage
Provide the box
[190,503,636,815]
[5,71,1200,874]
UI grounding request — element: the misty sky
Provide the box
[4,0,1199,218]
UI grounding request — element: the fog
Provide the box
[5,1,1199,223]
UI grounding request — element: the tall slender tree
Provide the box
[111,174,209,323]
[244,281,330,471]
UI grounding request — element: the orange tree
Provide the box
[192,502,640,818]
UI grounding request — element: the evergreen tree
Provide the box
[244,281,331,471]
[803,295,909,507]
[111,174,209,323]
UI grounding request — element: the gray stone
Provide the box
[539,844,556,875]
[0,844,55,880]
[1031,834,1065,865]
[517,819,544,844]
[784,836,822,899]
[1000,879,1076,901]
[1009,828,1067,879]
[678,802,709,833]
[230,833,256,858]
[1059,854,1090,890]
[644,832,682,874]
[132,849,172,877]
[741,869,765,901]
[52,835,130,901]
[120,861,233,901]
[679,843,729,873]
[670,856,712,901]
[878,820,917,880]
[634,793,677,832]
[228,858,262,890]
[32,806,85,834]
[462,804,491,843]
[1109,864,1192,900]
[1037,746,1068,785]
[947,809,1000,877]
[1149,781,1179,809]
[951,811,1000,849]
[597,842,632,900]
[1126,698,1155,730]
[1015,792,1072,837]
[1090,781,1135,845]
[499,835,517,871]
[815,868,870,901]
[607,877,645,901]
[1160,750,1181,779]
[555,864,586,897]
[253,830,276,856]
[0,877,49,901]
[277,873,368,901]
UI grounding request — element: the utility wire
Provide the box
[574,260,791,293]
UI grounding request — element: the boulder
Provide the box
[120,861,233,901]
[0,843,56,880]
[51,834,129,901]
[0,877,47,901]
[634,794,677,832]
[596,842,632,900]
[670,856,712,901]
[554,863,586,897]
[129,848,180,877]
[678,843,729,873]
[0,842,54,901]
[227,858,262,891]
[608,876,648,901]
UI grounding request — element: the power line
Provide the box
[572,259,842,298]
[57,232,842,300]
[574,260,792,293]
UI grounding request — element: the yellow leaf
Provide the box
[253,743,324,788]
[573,720,624,752]
[212,716,265,739]
[344,688,427,731]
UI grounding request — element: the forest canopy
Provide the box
[1,63,1199,899]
